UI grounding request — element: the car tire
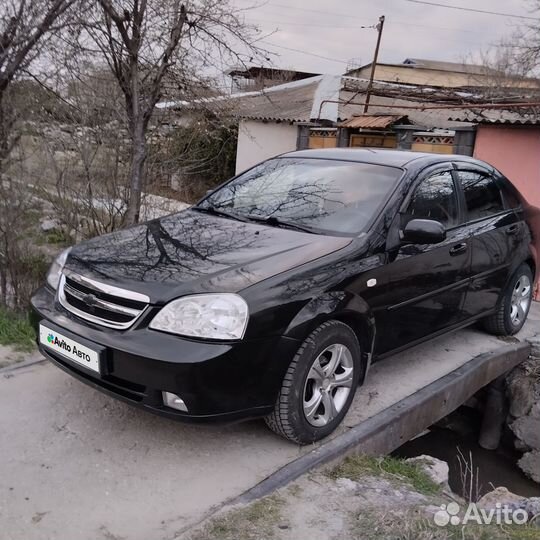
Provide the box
[482,263,534,336]
[265,320,363,445]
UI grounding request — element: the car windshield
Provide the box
[198,158,402,235]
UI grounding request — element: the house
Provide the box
[226,66,320,94]
[225,75,479,173]
[345,58,540,89]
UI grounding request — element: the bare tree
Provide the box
[511,1,540,77]
[464,44,540,98]
[78,0,265,225]
[0,0,77,308]
[0,0,76,166]
[466,1,540,93]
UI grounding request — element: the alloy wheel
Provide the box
[510,274,531,327]
[303,343,354,427]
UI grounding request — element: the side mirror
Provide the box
[401,219,446,245]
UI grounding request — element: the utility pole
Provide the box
[363,15,385,114]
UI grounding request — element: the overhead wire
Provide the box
[403,0,539,20]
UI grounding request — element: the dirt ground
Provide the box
[182,455,540,540]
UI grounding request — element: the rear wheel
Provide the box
[265,320,362,444]
[483,263,533,336]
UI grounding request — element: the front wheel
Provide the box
[483,263,533,336]
[265,320,363,444]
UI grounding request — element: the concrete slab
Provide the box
[344,305,540,428]
[1,304,539,540]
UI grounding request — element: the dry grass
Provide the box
[326,454,441,496]
[189,496,285,540]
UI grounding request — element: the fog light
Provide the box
[162,391,188,412]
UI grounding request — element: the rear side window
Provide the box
[404,171,458,229]
[457,171,504,221]
[498,178,521,209]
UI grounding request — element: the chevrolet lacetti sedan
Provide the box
[31,149,537,444]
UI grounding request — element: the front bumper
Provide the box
[31,286,300,422]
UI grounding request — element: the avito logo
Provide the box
[434,502,529,527]
[48,334,73,353]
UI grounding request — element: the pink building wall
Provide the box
[474,125,540,299]
[474,126,540,207]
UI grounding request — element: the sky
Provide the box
[232,0,536,74]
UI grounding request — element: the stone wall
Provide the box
[506,337,540,483]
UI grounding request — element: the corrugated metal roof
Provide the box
[448,109,540,125]
[338,90,473,129]
[228,77,322,123]
[160,75,540,129]
[157,76,324,123]
[339,115,408,129]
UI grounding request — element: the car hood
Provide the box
[65,209,352,303]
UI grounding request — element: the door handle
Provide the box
[449,242,468,256]
[506,224,520,235]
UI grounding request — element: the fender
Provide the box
[283,290,376,380]
[495,219,536,308]
[523,203,539,287]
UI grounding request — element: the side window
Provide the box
[404,171,458,229]
[457,171,504,220]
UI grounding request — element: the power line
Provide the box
[246,18,376,29]
[259,41,349,65]
[250,18,488,46]
[403,0,539,20]
[246,2,499,36]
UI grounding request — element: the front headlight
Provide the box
[149,293,249,340]
[46,247,71,290]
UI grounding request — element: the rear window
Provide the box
[456,171,504,221]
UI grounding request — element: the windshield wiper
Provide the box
[246,214,316,234]
[192,205,249,223]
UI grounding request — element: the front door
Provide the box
[374,166,471,354]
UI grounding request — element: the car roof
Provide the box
[280,148,485,169]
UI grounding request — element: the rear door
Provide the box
[453,165,526,317]
[374,164,471,354]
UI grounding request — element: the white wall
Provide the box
[235,119,298,174]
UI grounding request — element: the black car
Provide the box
[31,149,537,444]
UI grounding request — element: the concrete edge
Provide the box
[232,341,531,505]
[0,354,46,375]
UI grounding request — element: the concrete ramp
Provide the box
[0,304,538,540]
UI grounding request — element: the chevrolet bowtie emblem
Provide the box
[82,294,99,308]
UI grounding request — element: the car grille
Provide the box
[58,272,150,330]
